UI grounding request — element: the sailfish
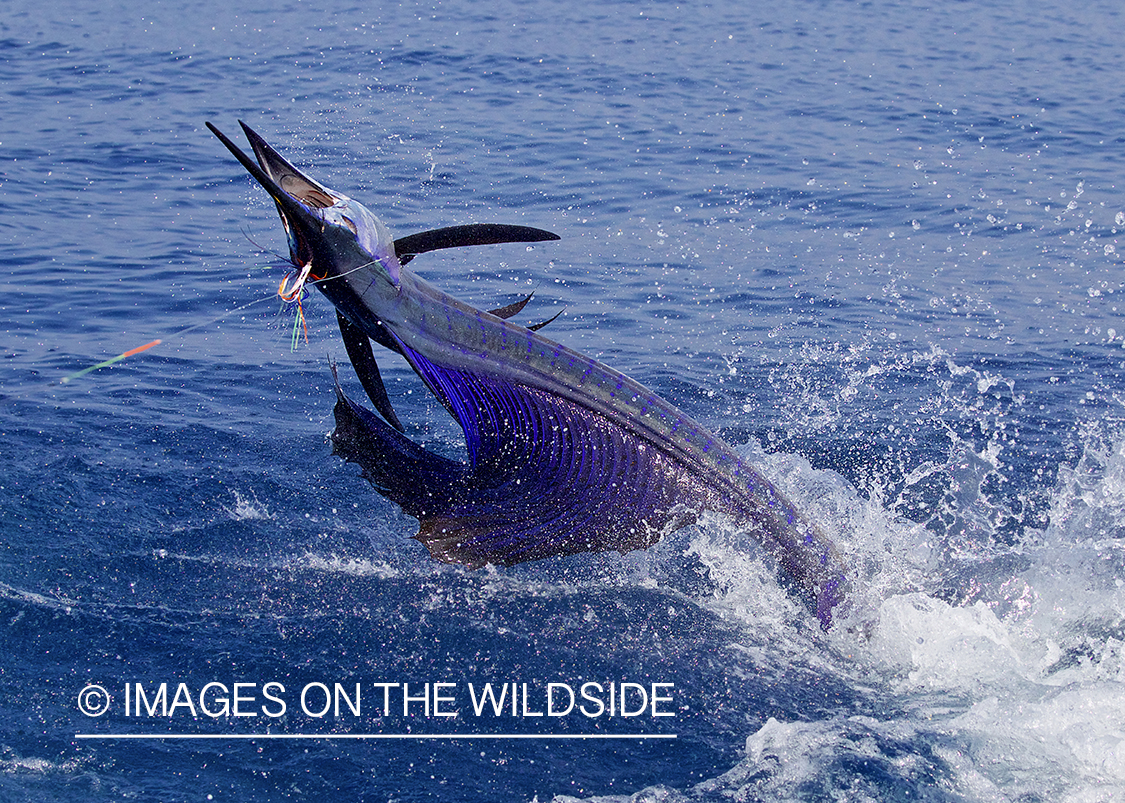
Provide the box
[208,121,850,630]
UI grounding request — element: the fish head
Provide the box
[207,121,401,289]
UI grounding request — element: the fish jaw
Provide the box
[207,121,401,297]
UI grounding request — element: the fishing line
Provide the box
[59,339,165,384]
[2,256,387,401]
[0,293,279,403]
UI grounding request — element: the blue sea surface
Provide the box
[4,1,1125,800]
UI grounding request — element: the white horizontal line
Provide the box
[74,733,677,741]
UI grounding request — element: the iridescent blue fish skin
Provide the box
[209,121,850,630]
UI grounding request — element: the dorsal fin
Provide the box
[378,336,706,566]
[330,365,467,514]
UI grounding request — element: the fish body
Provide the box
[209,121,849,629]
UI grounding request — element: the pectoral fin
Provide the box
[394,224,560,266]
[337,311,404,432]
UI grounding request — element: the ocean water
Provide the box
[3,0,1125,800]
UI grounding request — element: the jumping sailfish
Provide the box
[208,122,850,630]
